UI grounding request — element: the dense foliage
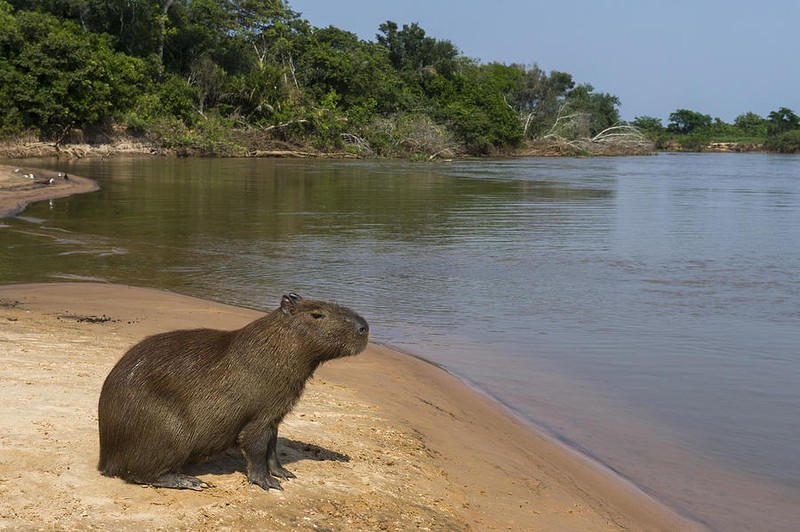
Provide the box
[1,0,626,156]
[3,1,796,155]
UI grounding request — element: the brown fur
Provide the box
[97,294,369,491]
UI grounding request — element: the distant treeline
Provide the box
[633,108,800,153]
[1,1,797,157]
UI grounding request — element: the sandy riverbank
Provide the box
[0,282,701,530]
[0,164,98,218]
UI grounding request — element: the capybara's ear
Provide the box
[281,294,299,315]
[287,293,302,302]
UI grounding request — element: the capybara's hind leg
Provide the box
[151,472,209,491]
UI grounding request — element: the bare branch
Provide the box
[261,119,308,131]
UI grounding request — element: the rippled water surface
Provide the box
[2,153,799,530]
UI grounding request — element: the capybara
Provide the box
[98,293,369,491]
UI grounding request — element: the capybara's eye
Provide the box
[311,312,325,319]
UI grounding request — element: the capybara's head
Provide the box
[279,293,369,361]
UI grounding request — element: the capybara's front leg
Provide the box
[267,429,296,481]
[240,424,283,490]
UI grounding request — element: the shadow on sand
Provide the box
[185,437,350,478]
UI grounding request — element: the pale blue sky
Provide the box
[290,0,799,123]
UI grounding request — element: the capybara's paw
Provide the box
[152,473,210,491]
[249,473,283,491]
[269,464,296,481]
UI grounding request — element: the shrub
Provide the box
[359,113,456,157]
[677,132,711,152]
[764,130,800,153]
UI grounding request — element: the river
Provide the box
[2,153,799,530]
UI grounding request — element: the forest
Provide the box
[2,0,799,157]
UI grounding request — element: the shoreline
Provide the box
[0,282,702,530]
[1,137,771,163]
[0,164,99,218]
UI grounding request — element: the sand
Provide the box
[0,164,98,218]
[0,165,702,530]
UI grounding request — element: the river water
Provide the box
[2,153,799,530]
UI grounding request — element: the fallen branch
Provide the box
[261,119,308,132]
[427,147,456,161]
[341,133,372,154]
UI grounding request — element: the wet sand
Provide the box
[0,164,98,218]
[0,165,702,530]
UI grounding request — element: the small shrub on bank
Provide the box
[360,113,457,158]
[677,132,711,152]
[135,114,244,156]
[764,130,800,153]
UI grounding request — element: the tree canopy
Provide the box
[0,0,634,155]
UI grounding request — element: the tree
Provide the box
[506,64,575,138]
[438,63,524,153]
[0,4,147,138]
[376,21,459,80]
[632,116,663,134]
[733,111,767,137]
[295,25,400,116]
[564,83,621,137]
[764,107,800,152]
[767,107,799,136]
[189,55,225,115]
[667,109,712,134]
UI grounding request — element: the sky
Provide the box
[289,0,800,124]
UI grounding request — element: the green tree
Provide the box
[424,62,523,154]
[764,107,800,152]
[564,83,621,136]
[733,111,767,137]
[11,0,173,59]
[767,107,799,136]
[161,0,241,76]
[0,3,147,137]
[376,21,459,81]
[295,25,400,117]
[667,109,712,134]
[506,64,575,138]
[632,116,663,134]
[707,117,738,138]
